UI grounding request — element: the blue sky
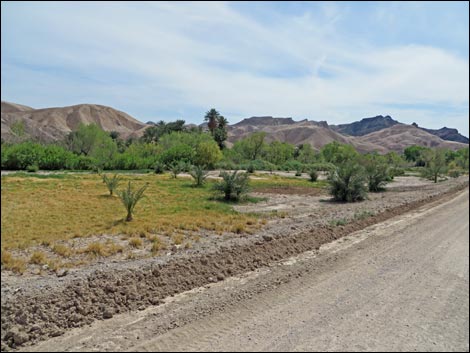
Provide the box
[1,1,469,136]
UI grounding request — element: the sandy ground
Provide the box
[22,189,469,352]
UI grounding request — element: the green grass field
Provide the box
[1,172,325,250]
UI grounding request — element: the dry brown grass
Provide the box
[29,251,48,265]
[81,241,124,257]
[1,250,27,274]
[129,237,143,248]
[52,244,73,258]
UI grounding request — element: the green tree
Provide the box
[233,132,267,160]
[403,145,429,166]
[321,142,359,165]
[422,149,447,183]
[264,141,295,165]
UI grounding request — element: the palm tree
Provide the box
[204,109,220,135]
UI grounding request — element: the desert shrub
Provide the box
[281,160,304,172]
[189,165,208,187]
[328,162,367,202]
[154,161,165,174]
[308,168,318,182]
[363,157,390,192]
[117,181,148,221]
[102,173,122,195]
[448,169,461,178]
[52,244,73,257]
[26,164,39,173]
[169,161,187,178]
[213,170,250,201]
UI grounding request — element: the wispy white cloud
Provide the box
[1,1,468,136]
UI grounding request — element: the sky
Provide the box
[1,1,469,136]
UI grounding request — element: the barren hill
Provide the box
[358,124,468,152]
[1,102,147,142]
[228,117,388,154]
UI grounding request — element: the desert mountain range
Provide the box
[1,101,468,153]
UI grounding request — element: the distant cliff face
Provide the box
[330,115,400,136]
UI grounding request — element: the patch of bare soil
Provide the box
[1,176,468,350]
[252,186,328,196]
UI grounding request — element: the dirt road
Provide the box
[23,189,469,352]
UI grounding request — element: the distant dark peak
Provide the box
[331,115,399,136]
[412,122,418,127]
[420,126,469,144]
[233,116,295,127]
[314,120,329,128]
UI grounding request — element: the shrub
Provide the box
[328,163,367,202]
[363,159,389,192]
[117,181,148,221]
[448,169,461,178]
[246,163,255,173]
[27,164,39,173]
[102,173,122,195]
[169,161,186,178]
[52,244,73,257]
[154,161,165,174]
[295,170,302,176]
[189,165,208,187]
[308,168,318,182]
[213,170,250,201]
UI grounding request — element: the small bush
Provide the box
[27,164,39,173]
[295,170,302,177]
[169,161,186,178]
[172,233,184,245]
[102,173,122,195]
[364,161,389,192]
[213,170,250,201]
[308,168,318,182]
[117,181,148,221]
[328,163,367,202]
[448,169,461,178]
[151,237,165,254]
[189,165,208,187]
[329,218,347,226]
[154,161,165,174]
[246,163,255,173]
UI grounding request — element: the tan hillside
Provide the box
[1,102,147,142]
[1,101,34,113]
[228,118,388,154]
[357,124,468,152]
